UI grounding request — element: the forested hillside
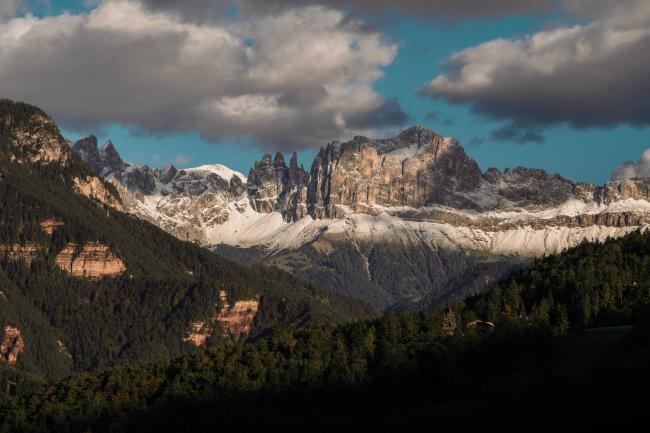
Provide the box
[2,228,650,432]
[465,230,650,332]
[0,100,374,378]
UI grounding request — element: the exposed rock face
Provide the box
[40,218,64,235]
[0,243,40,266]
[216,291,259,336]
[599,179,650,204]
[0,101,70,166]
[183,291,259,346]
[247,152,309,220]
[73,176,124,211]
[55,242,126,279]
[57,340,72,359]
[309,127,483,217]
[183,320,212,347]
[0,326,24,366]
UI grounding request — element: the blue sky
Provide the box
[14,1,650,183]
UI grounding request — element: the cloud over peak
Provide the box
[0,0,405,149]
[612,149,650,180]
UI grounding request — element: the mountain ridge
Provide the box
[73,124,650,248]
[73,124,650,310]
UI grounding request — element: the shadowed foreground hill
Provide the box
[2,229,650,431]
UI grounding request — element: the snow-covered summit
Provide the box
[186,164,246,183]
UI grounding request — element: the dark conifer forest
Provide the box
[2,228,650,431]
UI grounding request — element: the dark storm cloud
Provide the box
[490,122,545,145]
[347,98,408,129]
[425,111,453,127]
[138,0,558,20]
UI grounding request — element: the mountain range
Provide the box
[72,126,650,310]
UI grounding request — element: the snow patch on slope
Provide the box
[186,164,247,183]
[204,206,646,257]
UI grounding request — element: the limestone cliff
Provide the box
[55,242,126,279]
[72,136,126,176]
[216,291,259,336]
[73,176,124,211]
[183,291,259,346]
[40,218,64,235]
[0,243,40,266]
[308,127,482,217]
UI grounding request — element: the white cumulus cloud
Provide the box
[0,0,405,149]
[422,0,650,129]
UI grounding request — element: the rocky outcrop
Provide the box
[183,320,213,347]
[0,326,24,366]
[482,167,579,208]
[55,242,126,279]
[308,127,484,218]
[73,176,124,211]
[40,218,64,235]
[57,340,72,359]
[598,179,650,204]
[0,100,70,166]
[216,291,259,336]
[0,243,40,266]
[247,152,309,220]
[183,291,259,346]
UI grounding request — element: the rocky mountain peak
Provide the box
[155,164,178,184]
[247,150,310,219]
[0,99,71,165]
[73,135,98,154]
[289,152,299,169]
[396,125,444,147]
[99,140,126,173]
[273,152,286,168]
[72,136,126,176]
[307,126,485,216]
